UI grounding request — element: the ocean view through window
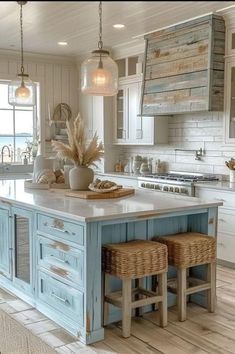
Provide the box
[0,81,39,164]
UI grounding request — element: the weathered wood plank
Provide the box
[147,25,209,51]
[142,14,225,114]
[147,39,209,65]
[145,14,224,41]
[143,87,208,105]
[213,18,226,33]
[142,97,208,115]
[146,54,208,80]
[145,71,208,94]
[145,18,211,41]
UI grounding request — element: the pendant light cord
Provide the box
[98,1,103,49]
[20,2,24,76]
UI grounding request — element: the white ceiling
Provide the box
[0,1,234,58]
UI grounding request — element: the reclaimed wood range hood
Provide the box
[140,14,225,116]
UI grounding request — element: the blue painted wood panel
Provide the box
[0,207,11,279]
[38,270,84,325]
[37,214,84,246]
[37,235,84,287]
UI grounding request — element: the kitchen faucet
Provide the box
[174,147,204,161]
[1,145,11,164]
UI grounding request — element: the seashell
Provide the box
[38,175,50,184]
[56,175,65,184]
[36,169,56,184]
[54,169,63,178]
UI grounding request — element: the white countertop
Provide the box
[0,180,222,223]
[195,181,235,192]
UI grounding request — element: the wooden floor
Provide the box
[0,265,234,354]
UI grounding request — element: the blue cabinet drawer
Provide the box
[37,214,84,245]
[38,236,84,286]
[38,271,84,325]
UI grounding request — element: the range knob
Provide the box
[163,186,168,191]
[146,183,151,188]
[154,184,160,190]
[150,184,155,189]
[174,187,180,193]
[141,183,145,188]
[169,186,174,192]
[180,188,188,194]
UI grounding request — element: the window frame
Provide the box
[0,79,39,164]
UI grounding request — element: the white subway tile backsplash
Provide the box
[119,112,233,176]
[197,121,222,128]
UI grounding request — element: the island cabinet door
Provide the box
[11,207,34,295]
[0,207,11,279]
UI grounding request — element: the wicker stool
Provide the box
[102,240,168,338]
[153,232,216,322]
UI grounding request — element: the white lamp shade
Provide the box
[8,75,36,106]
[81,50,118,96]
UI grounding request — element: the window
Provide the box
[0,80,39,164]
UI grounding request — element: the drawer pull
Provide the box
[51,292,69,304]
[43,222,69,234]
[52,256,69,265]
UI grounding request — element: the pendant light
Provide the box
[8,1,36,106]
[81,1,118,96]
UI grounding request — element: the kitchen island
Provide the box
[0,180,222,344]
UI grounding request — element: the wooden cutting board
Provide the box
[65,188,135,199]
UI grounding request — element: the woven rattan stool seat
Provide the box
[102,240,167,279]
[155,232,216,268]
[153,232,216,322]
[102,239,168,337]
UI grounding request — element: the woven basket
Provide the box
[102,240,168,280]
[153,232,216,268]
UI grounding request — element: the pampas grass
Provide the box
[51,113,104,167]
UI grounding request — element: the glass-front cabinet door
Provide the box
[114,87,128,141]
[12,207,33,294]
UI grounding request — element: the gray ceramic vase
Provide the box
[69,166,94,190]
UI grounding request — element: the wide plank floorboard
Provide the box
[90,265,235,354]
[0,265,234,354]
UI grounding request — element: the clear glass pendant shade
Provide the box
[81,49,118,96]
[8,74,36,106]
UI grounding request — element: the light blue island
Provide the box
[0,180,222,344]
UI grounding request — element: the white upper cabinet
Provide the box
[113,73,168,145]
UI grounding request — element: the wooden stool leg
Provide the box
[122,279,132,338]
[207,262,216,313]
[178,268,187,321]
[103,273,109,326]
[158,272,168,327]
[135,278,144,317]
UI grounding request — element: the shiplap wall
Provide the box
[120,112,235,179]
[0,50,78,155]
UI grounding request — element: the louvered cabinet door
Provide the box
[12,207,34,295]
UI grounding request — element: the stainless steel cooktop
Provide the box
[138,171,219,196]
[141,172,219,183]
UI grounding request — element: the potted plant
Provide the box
[52,113,104,190]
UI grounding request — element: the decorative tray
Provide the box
[24,179,69,190]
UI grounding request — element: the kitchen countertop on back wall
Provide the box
[195,181,235,192]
